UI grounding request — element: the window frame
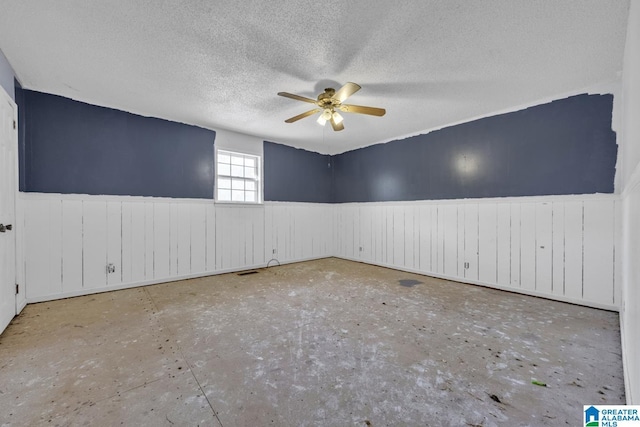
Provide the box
[215,148,262,204]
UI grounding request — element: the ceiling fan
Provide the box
[277,82,386,131]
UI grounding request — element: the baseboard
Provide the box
[16,298,27,314]
[23,253,619,311]
[619,311,633,404]
[335,256,619,312]
[622,159,640,198]
[25,255,332,304]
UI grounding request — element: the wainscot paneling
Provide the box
[334,195,621,311]
[21,194,334,302]
[20,193,619,310]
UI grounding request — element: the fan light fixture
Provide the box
[278,82,386,131]
[318,109,341,127]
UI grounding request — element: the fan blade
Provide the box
[339,104,386,116]
[285,108,321,123]
[278,92,318,104]
[330,115,345,131]
[333,82,361,103]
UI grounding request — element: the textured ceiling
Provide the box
[0,1,630,154]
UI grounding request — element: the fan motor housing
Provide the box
[318,88,338,107]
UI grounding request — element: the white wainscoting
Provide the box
[20,193,621,311]
[334,195,622,310]
[21,193,334,302]
[621,163,640,404]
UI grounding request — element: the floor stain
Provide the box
[398,279,423,287]
[0,258,625,426]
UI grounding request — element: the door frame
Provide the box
[0,84,21,322]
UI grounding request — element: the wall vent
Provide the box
[237,270,259,276]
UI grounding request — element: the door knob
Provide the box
[0,224,11,232]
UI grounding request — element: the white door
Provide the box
[0,87,17,335]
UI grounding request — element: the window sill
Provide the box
[214,200,264,207]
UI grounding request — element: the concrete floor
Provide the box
[0,258,625,426]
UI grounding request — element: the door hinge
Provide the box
[13,120,16,130]
[15,283,19,294]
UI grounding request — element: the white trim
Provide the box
[622,159,640,197]
[18,192,334,207]
[23,251,621,311]
[17,297,26,313]
[0,85,20,325]
[336,193,620,206]
[214,201,264,208]
[620,312,632,403]
[336,255,619,312]
[19,192,214,204]
[215,148,262,204]
[19,191,620,205]
[25,255,330,304]
[620,161,640,404]
[264,201,330,207]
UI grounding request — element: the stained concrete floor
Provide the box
[0,258,625,426]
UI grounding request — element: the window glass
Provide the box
[218,178,231,189]
[216,150,261,203]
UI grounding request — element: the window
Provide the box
[216,150,261,203]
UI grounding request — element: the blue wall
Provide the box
[19,90,216,198]
[332,94,617,202]
[0,48,15,100]
[17,90,617,203]
[263,141,332,203]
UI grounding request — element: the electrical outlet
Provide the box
[359,246,363,252]
[106,263,116,274]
